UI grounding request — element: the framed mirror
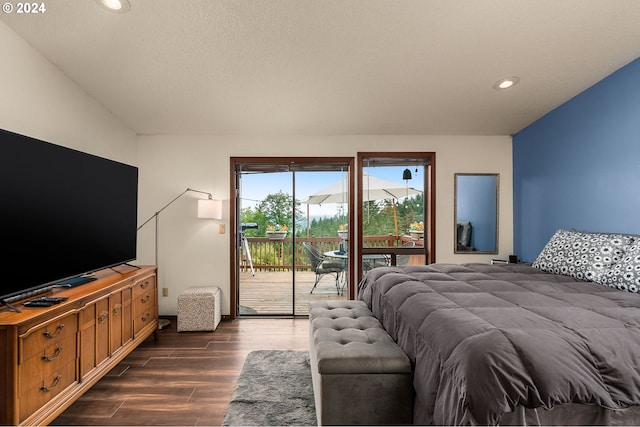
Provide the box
[454,173,499,254]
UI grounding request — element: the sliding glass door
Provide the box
[231,158,353,317]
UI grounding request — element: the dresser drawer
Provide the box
[132,275,155,298]
[20,333,77,388]
[20,313,78,363]
[133,290,153,317]
[19,357,76,423]
[133,309,154,333]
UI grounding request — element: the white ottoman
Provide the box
[177,286,221,332]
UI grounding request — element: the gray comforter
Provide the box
[358,263,640,425]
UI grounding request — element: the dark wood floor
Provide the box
[51,316,310,426]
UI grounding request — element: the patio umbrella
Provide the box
[303,172,421,204]
[301,172,422,235]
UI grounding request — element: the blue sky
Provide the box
[240,166,424,217]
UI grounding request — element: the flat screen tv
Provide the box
[0,128,138,303]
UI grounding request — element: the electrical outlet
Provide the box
[219,223,226,234]
[162,287,169,297]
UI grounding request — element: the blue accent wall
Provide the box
[513,57,640,262]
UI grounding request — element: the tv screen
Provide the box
[0,128,138,301]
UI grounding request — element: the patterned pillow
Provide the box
[599,242,640,293]
[532,229,633,282]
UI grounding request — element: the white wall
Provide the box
[0,22,136,163]
[137,135,513,316]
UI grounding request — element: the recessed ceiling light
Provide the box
[96,0,131,13]
[493,77,520,90]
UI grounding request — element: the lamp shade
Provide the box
[197,199,222,219]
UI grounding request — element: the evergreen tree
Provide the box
[240,192,424,238]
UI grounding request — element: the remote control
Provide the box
[23,300,54,307]
[36,297,68,303]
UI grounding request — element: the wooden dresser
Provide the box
[0,265,157,426]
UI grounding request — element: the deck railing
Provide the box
[241,235,422,272]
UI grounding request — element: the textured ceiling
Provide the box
[2,0,640,136]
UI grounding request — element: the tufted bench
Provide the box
[177,286,221,332]
[308,300,413,426]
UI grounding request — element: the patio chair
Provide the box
[304,242,346,295]
[363,254,390,272]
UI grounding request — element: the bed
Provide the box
[357,229,640,425]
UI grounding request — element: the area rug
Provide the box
[222,350,316,426]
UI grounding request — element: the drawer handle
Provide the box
[113,305,122,315]
[44,324,64,339]
[42,346,63,362]
[140,296,149,304]
[41,375,62,392]
[98,312,109,323]
[141,312,151,322]
[140,281,149,289]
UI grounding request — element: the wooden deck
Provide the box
[238,270,348,315]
